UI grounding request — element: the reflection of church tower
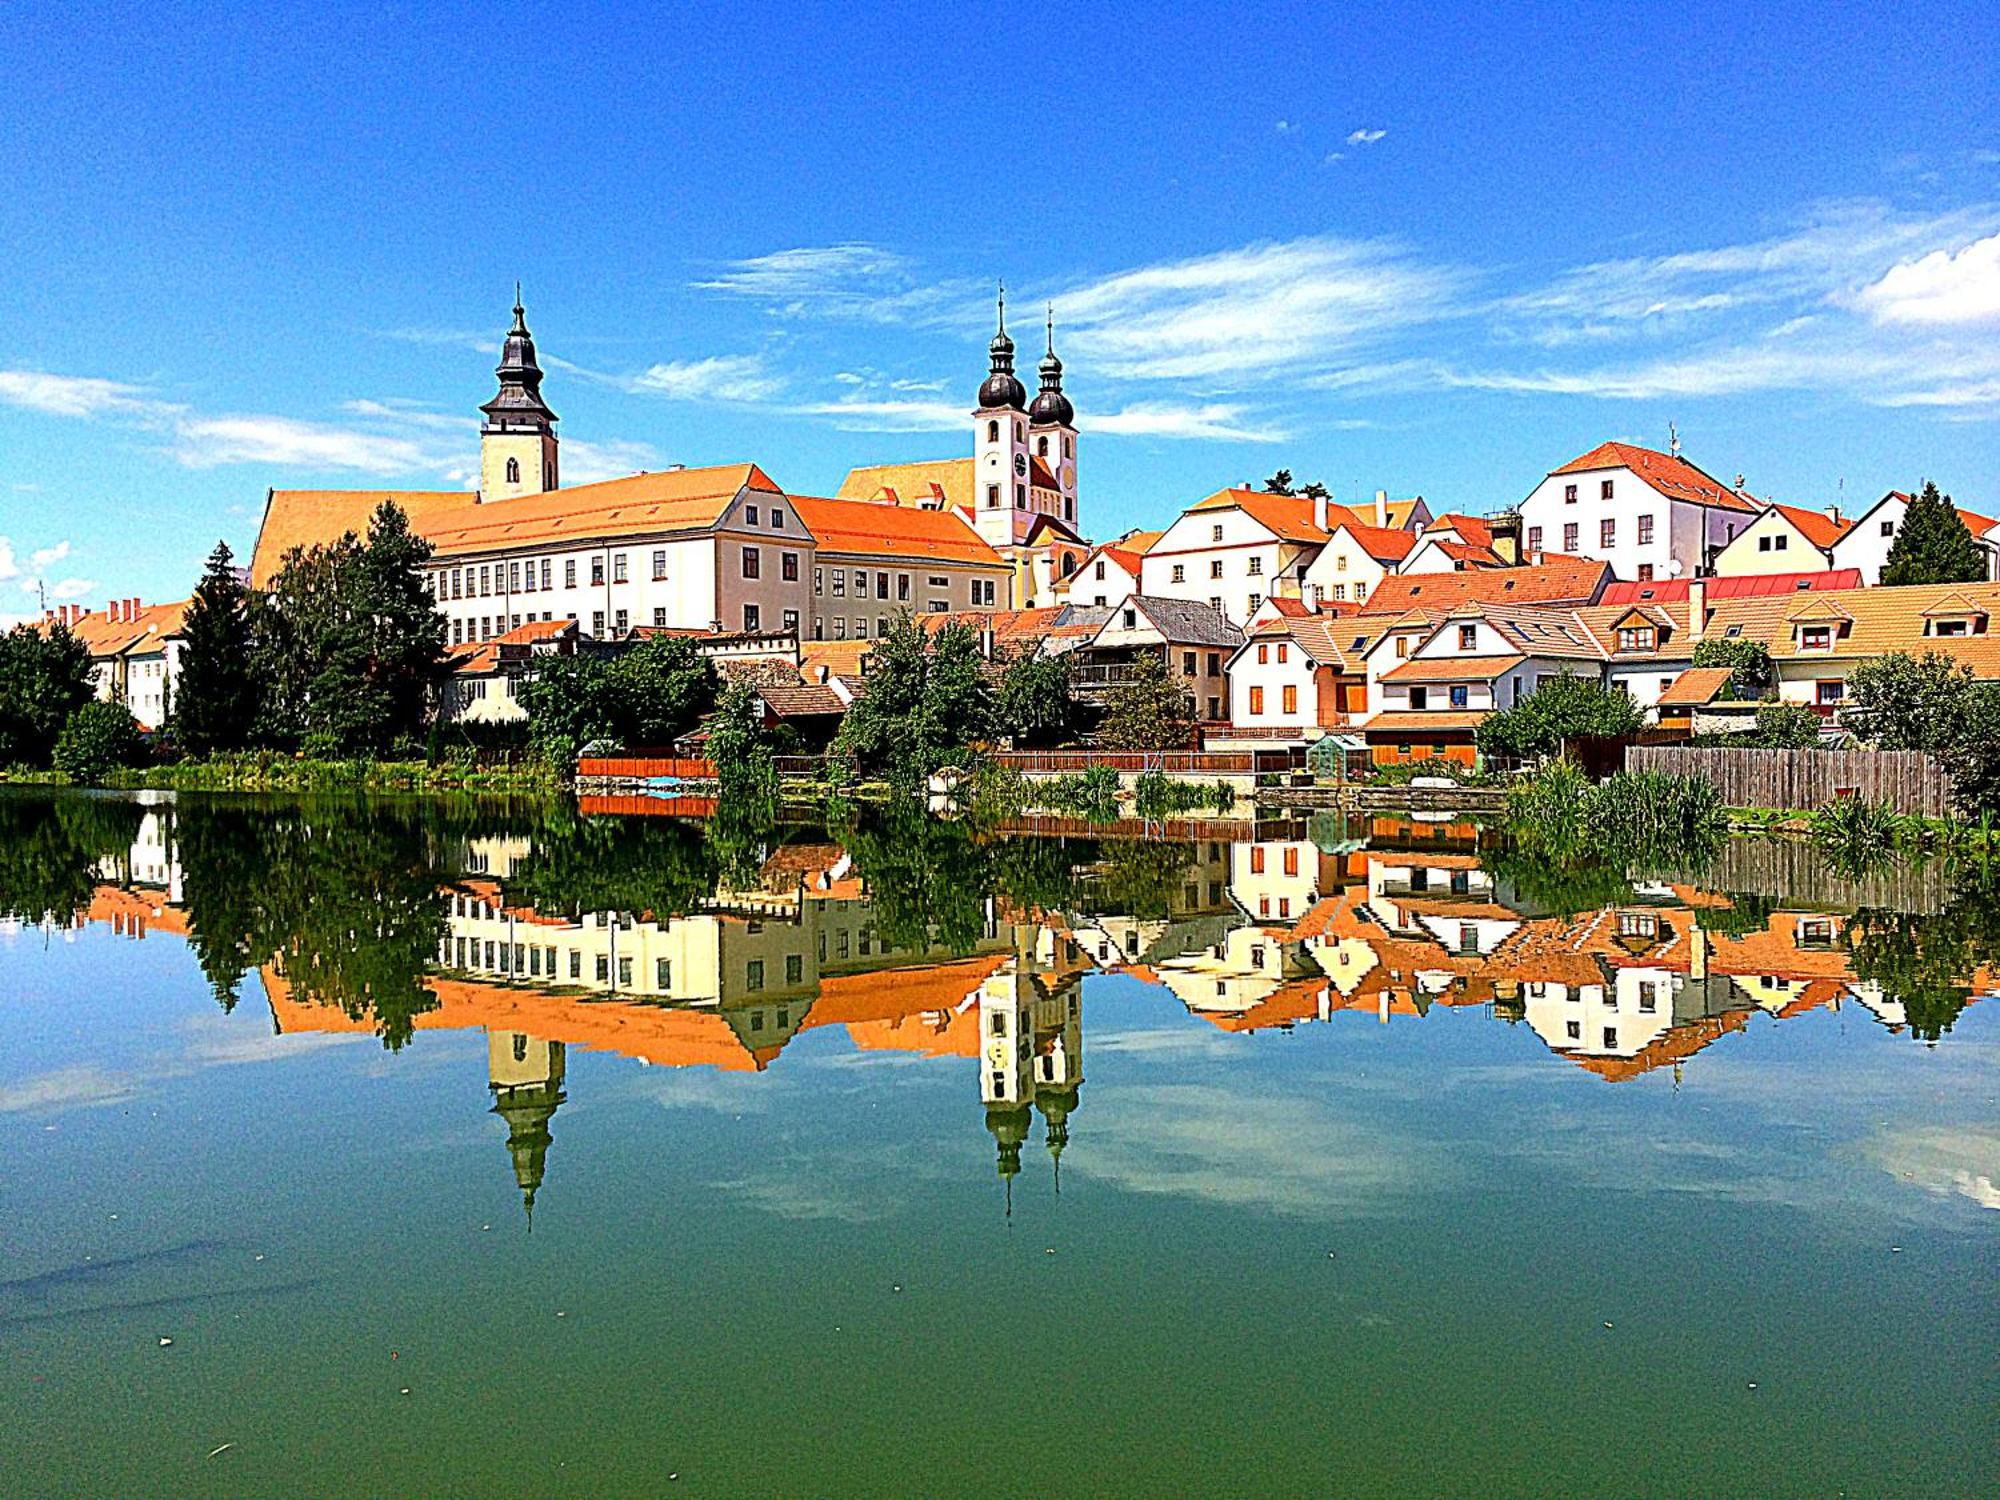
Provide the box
[1032,974,1085,1191]
[979,957,1036,1213]
[488,1031,566,1223]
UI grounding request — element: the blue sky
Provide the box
[1,1,1996,613]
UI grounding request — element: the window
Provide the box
[1526,525,1542,552]
[565,560,577,588]
[1037,435,1049,456]
[479,565,491,596]
[1565,1020,1581,1040]
[1207,652,1221,675]
[1564,483,1578,504]
[1637,564,1654,581]
[987,419,1000,442]
[1603,1027,1618,1049]
[771,508,785,530]
[832,570,846,597]
[782,552,800,582]
[1932,617,1970,637]
[595,954,609,982]
[653,549,667,580]
[986,484,1000,509]
[1617,626,1656,652]
[1210,560,1224,579]
[1638,981,1657,1013]
[1881,519,1895,537]
[1458,624,1477,650]
[876,572,890,599]
[1257,643,1269,664]
[618,957,633,988]
[1601,479,1615,500]
[1801,625,1832,651]
[614,609,628,633]
[1637,514,1654,546]
[1409,687,1429,710]
[506,456,520,484]
[591,610,604,636]
[929,576,948,589]
[1563,522,1579,551]
[742,547,760,579]
[1275,644,1288,664]
[782,609,799,632]
[1282,684,1298,714]
[1448,684,1470,709]
[591,557,604,586]
[1247,556,1263,576]
[657,958,671,989]
[653,607,667,627]
[1249,686,1265,715]
[1816,679,1845,705]
[746,504,759,526]
[1183,651,1197,675]
[1094,560,1106,580]
[746,960,765,992]
[1600,518,1616,547]
[833,617,847,640]
[1212,524,1225,542]
[744,604,761,631]
[1172,564,1186,583]
[613,553,628,583]
[896,573,909,601]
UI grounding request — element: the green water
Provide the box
[0,790,1993,1497]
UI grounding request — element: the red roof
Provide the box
[1335,521,1418,563]
[1551,442,1760,514]
[1598,570,1861,604]
[1359,555,1610,616]
[1767,503,1853,551]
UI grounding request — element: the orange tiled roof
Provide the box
[1382,653,1527,683]
[1360,556,1610,616]
[1765,503,1853,552]
[1189,487,1359,544]
[787,494,1005,568]
[1704,580,2000,674]
[251,489,478,587]
[1431,512,1496,548]
[1550,442,1760,514]
[1332,521,1418,563]
[1363,710,1489,733]
[835,458,976,514]
[1657,666,1736,707]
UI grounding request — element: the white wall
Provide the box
[1140,507,1298,625]
[1519,464,1739,581]
[1299,527,1392,604]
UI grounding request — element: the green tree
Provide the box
[1263,469,1295,495]
[707,678,778,803]
[1096,650,1196,751]
[1843,650,1977,753]
[1475,672,1643,759]
[52,700,146,783]
[612,633,719,745]
[834,614,993,786]
[1881,481,1984,587]
[0,621,95,767]
[171,540,260,753]
[994,647,1083,748]
[1748,701,1822,748]
[353,501,446,748]
[1690,636,1775,700]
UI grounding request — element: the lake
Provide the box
[1,788,1993,1497]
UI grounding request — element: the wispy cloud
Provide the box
[0,370,174,419]
[561,437,665,485]
[171,414,442,473]
[1854,231,2000,326]
[1346,128,1388,145]
[632,353,785,403]
[787,395,967,433]
[1055,237,1466,382]
[1090,402,1287,442]
[691,243,971,326]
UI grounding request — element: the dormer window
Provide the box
[1617,626,1656,652]
[1801,625,1833,651]
[1458,624,1477,650]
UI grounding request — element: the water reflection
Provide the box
[3,789,1992,1220]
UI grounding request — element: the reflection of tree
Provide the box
[1694,891,1777,939]
[1483,845,1636,919]
[1845,886,2000,1042]
[174,797,448,1049]
[502,806,717,921]
[1083,840,1198,922]
[841,809,991,955]
[0,792,145,926]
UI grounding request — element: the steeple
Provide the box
[977,282,1027,411]
[481,286,557,430]
[1029,303,1074,427]
[480,287,560,500]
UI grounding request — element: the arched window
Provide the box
[505,457,520,484]
[987,420,1000,443]
[1037,436,1049,457]
[1062,552,1077,576]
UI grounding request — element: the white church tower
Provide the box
[1028,307,1079,531]
[972,287,1035,549]
[479,287,559,503]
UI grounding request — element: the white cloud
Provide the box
[631,354,784,403]
[1346,128,1388,145]
[44,576,97,600]
[560,437,664,486]
[0,370,173,419]
[1323,152,1346,165]
[1275,119,1294,133]
[694,242,911,298]
[0,1063,137,1113]
[30,541,70,570]
[1090,402,1287,442]
[1854,232,2000,326]
[1056,236,1466,382]
[171,414,438,473]
[788,396,967,432]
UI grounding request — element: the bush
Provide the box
[1477,672,1643,760]
[51,701,147,785]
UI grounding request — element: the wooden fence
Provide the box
[576,754,715,781]
[1626,745,1954,818]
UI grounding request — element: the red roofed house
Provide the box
[1518,441,1762,583]
[1299,519,1417,606]
[1828,489,2000,585]
[1710,502,1855,576]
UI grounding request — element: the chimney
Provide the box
[1688,578,1707,643]
[1312,492,1328,533]
[1374,488,1389,526]
[1490,509,1523,567]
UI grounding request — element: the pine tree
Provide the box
[172,540,260,754]
[356,501,446,750]
[1881,480,1985,587]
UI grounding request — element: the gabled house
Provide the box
[1828,489,2000,584]
[1298,521,1415,607]
[786,494,1012,642]
[1711,503,1854,576]
[1055,529,1161,607]
[443,618,581,723]
[1400,513,1511,574]
[1075,596,1244,725]
[1518,441,1761,581]
[1224,614,1376,742]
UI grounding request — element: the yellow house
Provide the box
[1711,502,1852,577]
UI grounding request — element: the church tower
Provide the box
[480,287,559,502]
[972,287,1033,549]
[1028,307,1080,531]
[488,1032,566,1224]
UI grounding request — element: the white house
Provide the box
[1298,521,1413,606]
[1828,490,2000,584]
[1225,613,1376,740]
[1518,441,1761,582]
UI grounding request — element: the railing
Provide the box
[991,748,1302,776]
[1070,664,1146,688]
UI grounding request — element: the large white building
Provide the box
[1518,441,1760,582]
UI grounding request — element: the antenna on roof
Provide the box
[1668,421,1681,458]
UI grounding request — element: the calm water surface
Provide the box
[1,789,1993,1497]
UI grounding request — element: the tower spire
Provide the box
[978,281,1026,411]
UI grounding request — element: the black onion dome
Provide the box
[1029,308,1073,425]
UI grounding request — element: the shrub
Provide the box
[51,701,147,785]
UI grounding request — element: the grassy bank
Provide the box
[1,752,565,796]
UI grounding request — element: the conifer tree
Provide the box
[1881,481,1984,587]
[172,540,260,754]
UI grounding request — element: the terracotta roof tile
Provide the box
[1360,556,1610,616]
[786,494,1006,568]
[835,458,976,514]
[1550,442,1760,514]
[1382,653,1528,683]
[1657,666,1736,707]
